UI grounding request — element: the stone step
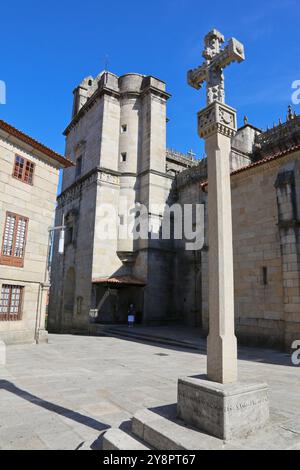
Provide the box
[99,327,206,352]
[131,408,225,450]
[102,428,151,450]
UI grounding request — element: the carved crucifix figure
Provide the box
[188,29,245,105]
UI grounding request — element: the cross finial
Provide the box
[287,104,294,121]
[202,29,225,60]
[188,29,245,106]
[187,149,196,159]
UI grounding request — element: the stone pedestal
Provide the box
[35,329,48,344]
[0,340,6,365]
[177,376,269,440]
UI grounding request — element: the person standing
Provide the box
[127,304,136,328]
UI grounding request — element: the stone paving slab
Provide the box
[0,333,299,450]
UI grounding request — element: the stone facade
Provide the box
[175,116,300,351]
[48,69,300,351]
[0,120,72,344]
[48,72,195,334]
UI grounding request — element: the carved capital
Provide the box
[197,101,237,139]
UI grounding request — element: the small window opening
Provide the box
[121,124,127,133]
[75,156,82,178]
[262,266,268,286]
[121,152,127,162]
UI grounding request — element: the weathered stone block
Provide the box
[35,329,48,344]
[177,376,269,440]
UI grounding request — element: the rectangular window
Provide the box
[13,155,35,185]
[75,156,82,178]
[121,124,127,133]
[262,266,268,286]
[121,152,127,162]
[0,212,28,267]
[0,285,23,321]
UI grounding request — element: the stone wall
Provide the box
[0,136,60,344]
[48,69,300,349]
[230,160,284,347]
[49,71,182,329]
[177,150,300,350]
[48,170,98,333]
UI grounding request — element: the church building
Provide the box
[48,70,300,351]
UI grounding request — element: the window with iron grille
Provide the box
[0,285,23,321]
[13,155,35,185]
[0,212,28,267]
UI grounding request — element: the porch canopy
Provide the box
[92,275,146,287]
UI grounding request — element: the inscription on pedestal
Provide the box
[177,377,269,440]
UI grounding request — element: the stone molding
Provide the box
[96,170,120,186]
[64,81,170,136]
[57,167,120,207]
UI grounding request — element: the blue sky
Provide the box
[1,0,299,165]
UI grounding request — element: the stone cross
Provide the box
[188,30,245,384]
[188,29,245,105]
[177,32,269,440]
[187,149,196,159]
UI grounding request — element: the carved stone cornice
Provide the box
[197,101,237,139]
[57,167,120,207]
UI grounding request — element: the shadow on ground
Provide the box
[0,380,109,433]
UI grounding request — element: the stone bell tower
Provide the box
[48,70,173,332]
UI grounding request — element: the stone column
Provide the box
[177,102,269,440]
[177,29,269,441]
[200,102,238,384]
[35,282,50,344]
